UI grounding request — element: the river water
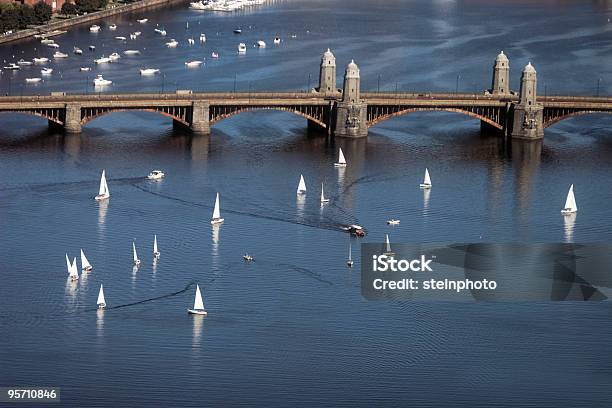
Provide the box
[1,0,612,406]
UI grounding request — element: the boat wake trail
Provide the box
[275,263,333,286]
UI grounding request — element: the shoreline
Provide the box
[0,0,187,46]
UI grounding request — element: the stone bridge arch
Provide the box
[80,106,191,126]
[209,105,329,129]
[0,108,65,126]
[367,106,506,130]
[543,109,612,128]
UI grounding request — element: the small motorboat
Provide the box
[17,59,32,66]
[199,33,206,42]
[25,77,42,83]
[211,51,219,59]
[147,169,165,179]
[53,51,68,58]
[185,60,203,67]
[187,285,207,315]
[93,75,112,86]
[140,68,160,75]
[274,37,281,45]
[89,45,96,51]
[109,24,117,30]
[109,52,121,61]
[344,224,365,237]
[256,40,266,48]
[211,192,224,225]
[3,63,20,70]
[47,42,60,48]
[154,28,166,36]
[95,56,111,64]
[40,38,55,44]
[238,42,247,54]
[80,67,91,71]
[243,254,254,262]
[561,184,578,215]
[123,50,141,55]
[387,219,400,225]
[90,25,101,32]
[137,18,148,24]
[33,57,49,63]
[233,28,242,34]
[165,39,178,47]
[41,68,53,75]
[420,168,432,189]
[133,31,142,36]
[97,284,106,309]
[291,34,297,38]
[114,36,127,41]
[73,47,83,54]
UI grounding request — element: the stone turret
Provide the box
[511,62,544,139]
[334,59,368,138]
[317,48,337,96]
[491,51,510,95]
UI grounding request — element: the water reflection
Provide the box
[96,308,105,339]
[564,213,577,242]
[65,277,78,307]
[192,315,205,351]
[511,140,542,213]
[296,194,305,220]
[63,133,82,161]
[98,200,109,229]
[423,188,431,215]
[132,265,139,285]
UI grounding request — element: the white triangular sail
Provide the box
[80,249,92,270]
[385,234,391,253]
[564,184,577,212]
[212,192,221,220]
[98,170,106,196]
[133,241,139,263]
[193,284,204,310]
[338,148,346,165]
[423,168,431,185]
[153,235,158,254]
[66,253,71,274]
[320,183,327,202]
[70,257,79,279]
[297,174,306,194]
[97,284,106,305]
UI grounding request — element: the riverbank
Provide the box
[0,0,186,45]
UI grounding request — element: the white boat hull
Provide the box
[347,261,354,267]
[211,218,224,225]
[561,208,577,215]
[98,304,106,309]
[387,220,400,225]
[188,309,208,315]
[334,163,347,167]
[95,194,110,201]
[420,183,432,189]
[82,266,93,272]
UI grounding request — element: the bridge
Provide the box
[0,50,611,140]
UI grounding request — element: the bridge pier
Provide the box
[333,60,369,138]
[510,62,544,140]
[63,103,82,133]
[190,101,211,135]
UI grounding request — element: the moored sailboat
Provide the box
[187,284,207,315]
[95,169,110,201]
[97,284,106,309]
[211,192,224,224]
[561,184,578,215]
[80,249,92,271]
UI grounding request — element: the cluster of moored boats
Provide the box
[189,0,267,12]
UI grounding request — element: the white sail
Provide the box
[564,184,577,212]
[320,183,326,202]
[70,257,79,279]
[80,249,92,270]
[297,174,306,194]
[97,284,106,305]
[385,234,391,253]
[98,169,107,196]
[212,192,221,219]
[66,253,71,274]
[193,284,204,310]
[338,148,346,165]
[133,241,139,262]
[153,235,158,254]
[103,172,109,196]
[424,168,431,185]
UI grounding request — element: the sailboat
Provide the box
[297,174,307,195]
[347,243,354,267]
[97,284,106,309]
[334,148,347,167]
[95,169,110,201]
[211,192,224,224]
[66,254,79,281]
[80,249,93,271]
[153,235,160,258]
[320,183,330,204]
[187,284,207,315]
[384,234,394,256]
[420,168,432,189]
[561,184,578,215]
[133,241,141,266]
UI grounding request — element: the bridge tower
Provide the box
[511,62,544,139]
[491,51,510,95]
[317,48,337,96]
[334,60,368,138]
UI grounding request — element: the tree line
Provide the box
[61,0,109,16]
[0,2,52,32]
